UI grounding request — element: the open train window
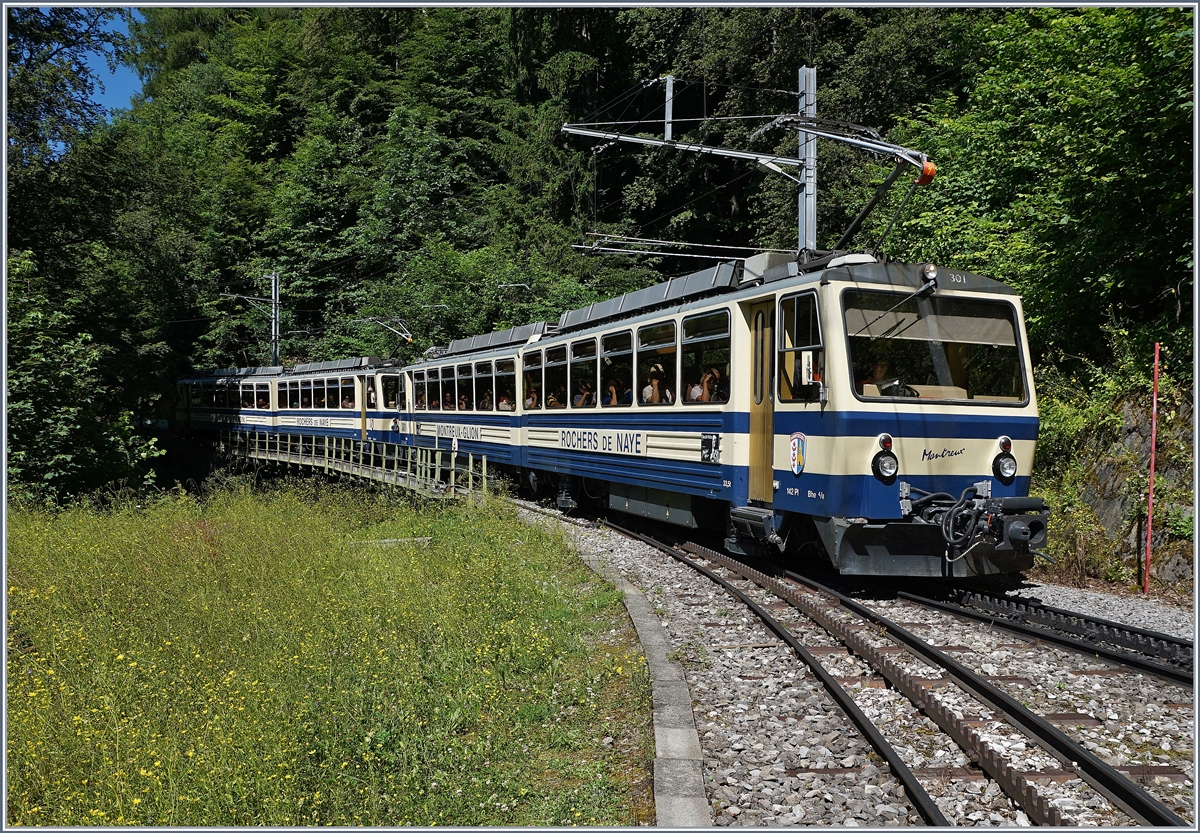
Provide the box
[277,382,289,409]
[601,331,633,407]
[778,292,824,402]
[544,346,568,409]
[474,362,494,411]
[637,322,676,406]
[495,359,516,411]
[843,289,1027,403]
[381,375,402,410]
[413,371,427,410]
[570,339,597,408]
[438,367,455,410]
[522,351,542,410]
[682,311,731,404]
[340,378,356,409]
[457,364,474,411]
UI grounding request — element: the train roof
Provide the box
[178,365,284,384]
[178,253,1019,379]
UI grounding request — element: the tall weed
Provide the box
[7,481,651,825]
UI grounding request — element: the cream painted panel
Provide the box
[773,434,1036,478]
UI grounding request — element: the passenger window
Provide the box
[544,346,568,409]
[523,352,542,410]
[427,370,441,410]
[682,311,731,405]
[456,364,473,411]
[340,378,355,409]
[277,382,288,409]
[215,386,229,409]
[570,339,597,408]
[438,367,455,411]
[637,322,677,406]
[778,292,824,402]
[301,380,313,408]
[288,381,299,408]
[366,379,377,409]
[382,375,401,410]
[313,380,327,409]
[413,371,427,410]
[495,359,516,411]
[601,331,633,407]
[475,362,494,411]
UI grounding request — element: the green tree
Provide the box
[880,7,1193,371]
[7,255,163,502]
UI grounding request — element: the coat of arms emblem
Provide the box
[789,432,807,475]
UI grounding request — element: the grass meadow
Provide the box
[6,479,653,825]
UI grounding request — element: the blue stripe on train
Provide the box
[774,410,1039,441]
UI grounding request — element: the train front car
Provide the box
[768,257,1048,577]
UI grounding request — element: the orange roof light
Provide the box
[914,160,936,186]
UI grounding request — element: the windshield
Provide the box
[844,289,1027,403]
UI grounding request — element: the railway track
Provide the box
[901,587,1193,686]
[591,516,1192,826]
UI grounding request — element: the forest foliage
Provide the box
[5,6,1193,499]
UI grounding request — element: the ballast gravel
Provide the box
[518,506,1196,826]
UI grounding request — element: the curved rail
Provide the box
[784,571,1190,827]
[605,522,950,826]
[898,590,1192,687]
[924,588,1193,673]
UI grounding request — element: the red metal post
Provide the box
[1143,342,1161,596]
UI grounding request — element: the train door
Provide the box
[747,299,775,503]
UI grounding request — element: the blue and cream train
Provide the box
[178,251,1049,577]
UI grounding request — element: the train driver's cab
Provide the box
[844,288,1029,404]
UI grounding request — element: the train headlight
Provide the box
[922,263,938,280]
[872,450,899,485]
[993,452,1018,485]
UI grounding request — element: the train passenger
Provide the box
[524,384,538,409]
[573,380,593,407]
[546,384,568,409]
[479,390,493,410]
[257,394,268,408]
[605,376,632,406]
[443,393,455,410]
[459,393,469,411]
[301,394,312,407]
[704,366,728,402]
[497,389,514,411]
[641,365,673,404]
[857,359,889,395]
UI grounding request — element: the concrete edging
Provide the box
[580,551,712,827]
